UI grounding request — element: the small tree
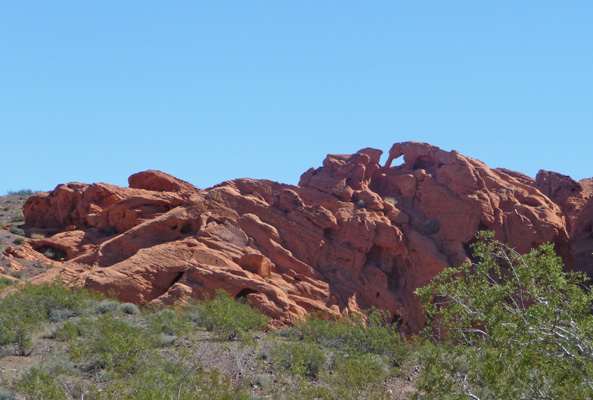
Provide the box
[414,231,593,400]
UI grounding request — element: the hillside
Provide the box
[2,141,592,333]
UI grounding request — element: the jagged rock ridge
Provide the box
[5,142,593,332]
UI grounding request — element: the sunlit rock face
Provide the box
[10,143,591,332]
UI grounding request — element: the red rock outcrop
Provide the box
[5,142,591,332]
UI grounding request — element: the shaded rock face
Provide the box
[9,145,592,332]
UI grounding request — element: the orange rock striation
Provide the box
[5,143,592,332]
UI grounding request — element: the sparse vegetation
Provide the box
[9,226,24,236]
[2,235,589,399]
[5,189,36,197]
[189,290,269,341]
[9,213,25,223]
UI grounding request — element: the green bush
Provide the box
[9,213,25,223]
[6,189,36,197]
[189,290,269,341]
[273,340,326,378]
[0,276,16,292]
[0,282,97,353]
[0,390,17,400]
[52,318,92,341]
[95,299,120,314]
[119,302,141,315]
[147,308,187,335]
[9,226,24,236]
[70,315,151,376]
[414,231,593,400]
[299,309,407,366]
[15,366,67,400]
[307,353,390,399]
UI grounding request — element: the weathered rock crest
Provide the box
[6,143,593,332]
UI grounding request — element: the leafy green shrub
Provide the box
[147,308,187,335]
[95,299,120,314]
[0,276,16,292]
[100,361,251,399]
[309,353,390,399]
[48,308,76,322]
[52,318,92,341]
[0,390,17,400]
[15,366,66,400]
[0,282,97,353]
[9,226,24,236]
[273,340,326,378]
[9,213,25,223]
[152,332,178,347]
[6,189,36,197]
[119,302,140,315]
[189,290,269,341]
[414,231,593,400]
[299,309,407,366]
[70,315,151,376]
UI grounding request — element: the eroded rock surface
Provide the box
[5,143,592,332]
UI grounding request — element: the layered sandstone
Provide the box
[4,144,592,332]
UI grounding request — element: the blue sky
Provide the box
[1,2,592,194]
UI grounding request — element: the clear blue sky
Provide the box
[1,2,592,194]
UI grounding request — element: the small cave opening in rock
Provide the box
[180,223,194,234]
[463,223,490,263]
[36,246,67,261]
[101,227,118,237]
[235,288,257,303]
[391,313,403,329]
[169,271,184,287]
[376,291,380,298]
[412,156,435,171]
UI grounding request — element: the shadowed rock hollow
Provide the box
[6,142,593,332]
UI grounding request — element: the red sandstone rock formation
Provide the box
[4,143,592,332]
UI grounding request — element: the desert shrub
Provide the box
[299,309,407,366]
[6,189,36,197]
[95,299,120,314]
[307,353,390,399]
[52,317,93,341]
[9,213,25,223]
[384,196,398,205]
[146,308,188,347]
[119,302,140,315]
[15,365,67,400]
[48,307,76,322]
[39,246,66,261]
[147,308,187,335]
[414,231,593,400]
[273,340,326,378]
[9,226,24,236]
[30,233,45,239]
[424,218,440,234]
[81,357,251,400]
[189,290,269,341]
[12,237,25,245]
[0,276,16,292]
[0,390,17,400]
[0,282,97,353]
[274,326,303,340]
[70,315,151,376]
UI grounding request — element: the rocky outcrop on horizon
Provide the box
[4,142,592,332]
